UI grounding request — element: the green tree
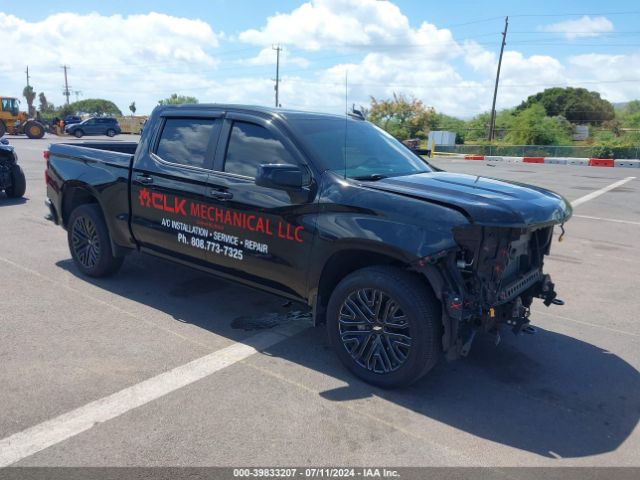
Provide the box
[66,98,122,116]
[617,100,640,129]
[368,93,434,140]
[622,100,640,116]
[505,104,572,145]
[129,101,137,115]
[38,92,55,113]
[23,86,36,117]
[158,93,199,106]
[622,112,640,128]
[518,87,614,124]
[463,112,491,142]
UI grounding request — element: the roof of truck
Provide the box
[154,103,363,122]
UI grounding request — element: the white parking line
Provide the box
[571,176,636,207]
[573,214,640,226]
[0,324,307,467]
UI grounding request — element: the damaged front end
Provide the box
[419,223,565,360]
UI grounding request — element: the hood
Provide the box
[368,172,572,227]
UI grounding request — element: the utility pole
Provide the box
[61,65,71,105]
[273,45,281,107]
[488,16,508,142]
[25,66,31,87]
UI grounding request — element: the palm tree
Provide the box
[23,85,36,117]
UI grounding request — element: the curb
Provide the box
[457,155,640,168]
[615,159,640,168]
[589,158,614,167]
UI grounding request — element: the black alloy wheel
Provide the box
[71,214,100,270]
[67,204,124,277]
[327,266,442,388]
[339,288,411,374]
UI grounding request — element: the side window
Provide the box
[224,121,295,178]
[156,118,220,169]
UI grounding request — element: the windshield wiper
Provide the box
[351,174,388,181]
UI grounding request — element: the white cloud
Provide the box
[568,53,640,102]
[239,0,414,50]
[0,4,637,118]
[541,16,614,40]
[0,12,221,113]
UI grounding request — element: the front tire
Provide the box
[67,204,123,277]
[327,266,442,388]
[6,164,26,198]
[25,121,45,139]
[74,129,83,138]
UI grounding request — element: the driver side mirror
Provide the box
[256,164,308,191]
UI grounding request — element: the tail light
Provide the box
[44,150,49,183]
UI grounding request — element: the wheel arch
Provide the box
[61,182,130,257]
[310,246,438,326]
[61,182,101,228]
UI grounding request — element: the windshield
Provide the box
[288,117,431,180]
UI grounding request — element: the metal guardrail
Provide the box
[435,144,640,159]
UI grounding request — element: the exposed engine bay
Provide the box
[423,224,565,359]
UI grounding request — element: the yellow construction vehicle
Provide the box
[0,96,45,139]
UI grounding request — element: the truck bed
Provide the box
[51,142,138,169]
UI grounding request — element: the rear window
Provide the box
[156,118,220,169]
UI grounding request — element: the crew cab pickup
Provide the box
[45,105,571,387]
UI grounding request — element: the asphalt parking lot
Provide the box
[0,134,638,467]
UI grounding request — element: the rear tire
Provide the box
[106,129,116,137]
[6,164,26,198]
[0,121,6,137]
[67,204,123,277]
[74,130,83,138]
[327,266,442,388]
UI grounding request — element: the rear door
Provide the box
[130,113,223,265]
[202,112,316,298]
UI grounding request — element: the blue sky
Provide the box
[1,0,639,116]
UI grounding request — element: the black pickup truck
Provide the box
[45,104,571,387]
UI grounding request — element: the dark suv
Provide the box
[65,117,121,138]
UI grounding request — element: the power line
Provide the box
[280,77,640,89]
[509,11,640,17]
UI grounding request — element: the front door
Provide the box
[201,113,315,299]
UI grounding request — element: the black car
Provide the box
[0,138,26,198]
[45,104,571,387]
[65,117,121,138]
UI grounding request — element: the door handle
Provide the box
[135,174,154,185]
[209,190,233,200]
